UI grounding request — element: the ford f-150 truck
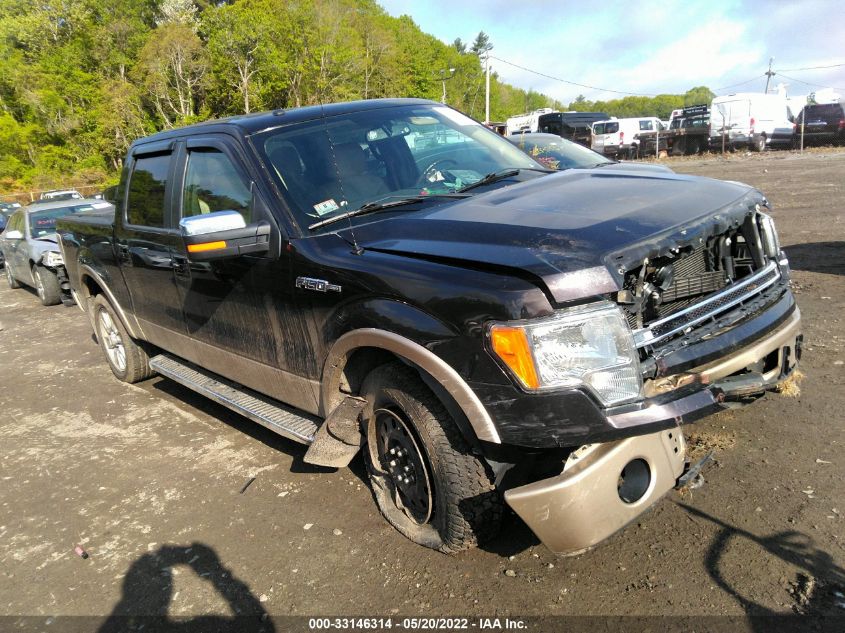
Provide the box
[58,98,802,556]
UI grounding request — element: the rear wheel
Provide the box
[5,264,20,289]
[93,294,153,383]
[753,134,766,152]
[32,264,61,306]
[361,362,502,553]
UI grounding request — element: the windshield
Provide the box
[28,204,99,237]
[254,104,545,233]
[509,136,612,170]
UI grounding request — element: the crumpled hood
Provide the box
[35,232,59,244]
[347,169,758,302]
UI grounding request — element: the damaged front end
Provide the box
[503,193,802,556]
[612,196,801,403]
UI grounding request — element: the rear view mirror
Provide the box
[366,123,412,142]
[179,210,270,261]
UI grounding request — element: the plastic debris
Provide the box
[74,545,89,559]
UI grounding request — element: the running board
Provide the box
[149,354,320,444]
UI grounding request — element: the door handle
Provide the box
[117,244,131,265]
[172,255,189,276]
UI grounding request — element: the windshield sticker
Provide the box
[433,107,479,127]
[313,199,340,216]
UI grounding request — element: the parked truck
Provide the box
[641,105,710,156]
[58,98,802,556]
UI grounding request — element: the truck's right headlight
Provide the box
[489,302,642,406]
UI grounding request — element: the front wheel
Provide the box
[32,264,61,306]
[92,295,153,383]
[753,134,766,152]
[361,362,502,553]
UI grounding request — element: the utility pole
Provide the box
[484,55,491,124]
[764,57,775,94]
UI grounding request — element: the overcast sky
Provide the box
[378,0,845,105]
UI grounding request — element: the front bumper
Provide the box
[502,307,801,556]
[505,428,686,556]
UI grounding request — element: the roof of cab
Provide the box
[132,98,438,149]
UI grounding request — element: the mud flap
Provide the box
[304,396,367,468]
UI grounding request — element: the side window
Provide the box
[182,149,251,222]
[8,211,22,232]
[127,153,171,228]
[639,120,653,131]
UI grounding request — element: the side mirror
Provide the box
[179,210,270,262]
[4,229,23,240]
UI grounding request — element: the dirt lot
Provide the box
[1,150,844,629]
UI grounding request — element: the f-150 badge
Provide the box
[295,277,342,293]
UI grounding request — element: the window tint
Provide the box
[182,150,251,221]
[127,154,171,228]
[605,122,619,134]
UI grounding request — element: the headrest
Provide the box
[332,143,367,175]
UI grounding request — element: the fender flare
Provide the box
[322,328,501,444]
[79,265,143,340]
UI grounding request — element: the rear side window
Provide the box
[639,120,654,131]
[127,154,171,228]
[182,149,251,221]
[605,122,619,134]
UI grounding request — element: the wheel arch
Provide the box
[322,329,500,445]
[78,265,142,339]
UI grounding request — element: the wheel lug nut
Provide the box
[389,448,396,455]
[389,459,397,467]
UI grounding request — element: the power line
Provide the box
[775,72,845,92]
[775,62,845,72]
[713,74,766,92]
[488,55,659,97]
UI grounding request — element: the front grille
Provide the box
[633,262,780,348]
[618,217,774,349]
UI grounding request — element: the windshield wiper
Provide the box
[456,167,554,193]
[307,193,468,230]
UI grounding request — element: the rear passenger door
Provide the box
[115,145,188,347]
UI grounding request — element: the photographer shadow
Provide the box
[97,542,274,633]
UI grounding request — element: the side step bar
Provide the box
[149,354,320,444]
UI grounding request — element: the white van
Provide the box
[709,93,795,151]
[590,117,664,158]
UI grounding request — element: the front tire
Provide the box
[32,264,61,306]
[361,362,502,553]
[92,295,153,383]
[6,264,21,289]
[753,134,766,152]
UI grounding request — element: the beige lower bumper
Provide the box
[504,428,687,556]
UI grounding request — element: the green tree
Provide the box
[684,85,715,107]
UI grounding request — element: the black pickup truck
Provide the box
[58,98,802,556]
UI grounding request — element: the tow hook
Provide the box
[675,450,714,491]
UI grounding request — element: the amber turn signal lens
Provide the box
[187,241,227,253]
[490,326,540,390]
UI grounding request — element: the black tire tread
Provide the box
[33,264,61,306]
[363,362,502,553]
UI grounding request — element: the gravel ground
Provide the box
[0,149,843,630]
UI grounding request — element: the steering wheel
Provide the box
[415,159,459,187]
